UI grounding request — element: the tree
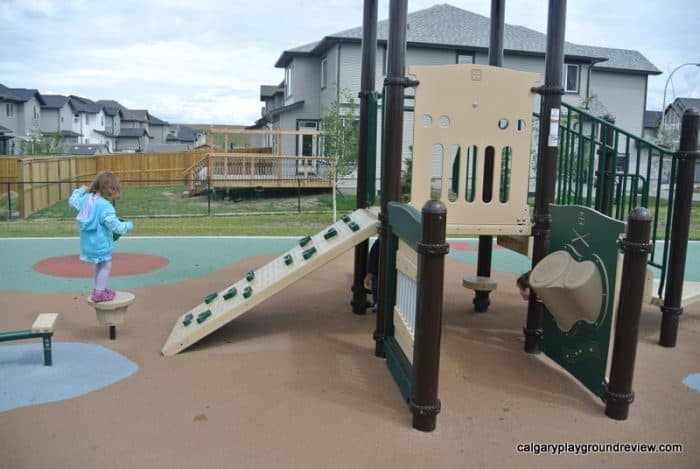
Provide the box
[320,88,359,181]
[320,89,360,220]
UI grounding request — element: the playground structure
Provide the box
[158,0,698,432]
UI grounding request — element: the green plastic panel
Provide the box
[543,204,625,398]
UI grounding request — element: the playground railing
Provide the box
[535,102,677,297]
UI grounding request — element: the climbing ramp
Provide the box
[161,209,379,356]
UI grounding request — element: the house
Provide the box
[40,94,81,146]
[148,114,169,145]
[642,110,662,141]
[0,83,46,154]
[96,99,127,152]
[116,109,152,152]
[257,3,661,175]
[663,97,700,129]
[68,95,107,146]
[166,126,206,150]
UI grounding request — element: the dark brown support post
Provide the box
[473,0,505,313]
[375,0,410,357]
[411,200,448,432]
[605,207,652,420]
[352,0,378,314]
[524,0,567,353]
[598,115,616,216]
[659,108,699,347]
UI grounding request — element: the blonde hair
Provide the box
[89,171,121,199]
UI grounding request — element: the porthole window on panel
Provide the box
[465,145,478,202]
[439,115,450,128]
[500,146,512,203]
[498,118,509,130]
[422,114,432,128]
[517,119,526,131]
[448,145,460,202]
[431,144,444,199]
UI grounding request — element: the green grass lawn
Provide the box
[1,184,698,239]
[0,186,359,237]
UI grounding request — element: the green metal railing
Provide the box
[541,102,676,296]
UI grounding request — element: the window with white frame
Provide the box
[320,57,328,89]
[6,103,14,118]
[457,53,474,64]
[564,63,580,93]
[285,64,294,98]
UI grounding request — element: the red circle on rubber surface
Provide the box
[33,253,169,278]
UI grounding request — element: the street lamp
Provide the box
[660,62,700,131]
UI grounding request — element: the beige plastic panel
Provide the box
[409,64,540,235]
[162,209,379,356]
[529,250,603,332]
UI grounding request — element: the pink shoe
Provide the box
[105,288,116,297]
[91,289,115,303]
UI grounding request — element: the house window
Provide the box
[457,53,474,64]
[285,64,294,98]
[6,103,14,118]
[564,63,580,93]
[33,106,39,120]
[74,114,79,123]
[321,57,328,89]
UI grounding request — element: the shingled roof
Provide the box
[275,3,660,75]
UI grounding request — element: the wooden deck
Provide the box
[184,153,335,193]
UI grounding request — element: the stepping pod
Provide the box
[197,310,212,324]
[223,287,237,300]
[303,247,317,260]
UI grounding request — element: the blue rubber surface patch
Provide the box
[682,373,700,393]
[0,342,138,413]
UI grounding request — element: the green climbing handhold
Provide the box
[341,214,351,223]
[182,313,194,326]
[204,292,218,304]
[284,254,293,265]
[223,287,237,300]
[196,310,212,324]
[348,222,360,232]
[243,286,253,298]
[324,227,337,239]
[303,247,317,260]
[299,236,311,247]
[246,271,255,281]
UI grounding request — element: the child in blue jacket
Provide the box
[69,171,133,302]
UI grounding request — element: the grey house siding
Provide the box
[115,137,143,152]
[40,109,60,133]
[589,70,647,136]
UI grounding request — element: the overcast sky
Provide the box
[1,0,698,126]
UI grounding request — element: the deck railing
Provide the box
[184,153,336,193]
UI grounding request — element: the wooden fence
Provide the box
[0,149,216,218]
